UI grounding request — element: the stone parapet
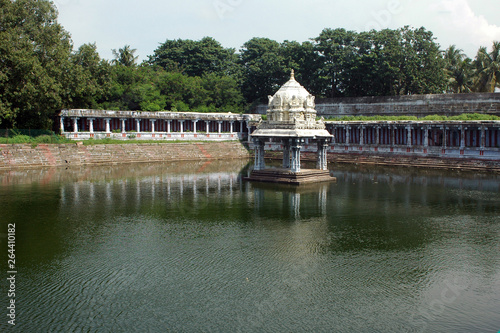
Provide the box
[255,93,500,118]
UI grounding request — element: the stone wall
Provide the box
[254,93,500,118]
[0,142,251,170]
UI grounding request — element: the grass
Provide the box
[0,134,74,145]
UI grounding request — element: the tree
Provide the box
[313,28,357,97]
[148,37,240,77]
[280,40,323,96]
[239,37,288,103]
[473,41,500,93]
[443,45,473,93]
[394,26,447,95]
[112,45,139,67]
[67,43,111,108]
[0,0,73,129]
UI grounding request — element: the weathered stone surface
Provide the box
[0,142,251,170]
[255,92,500,118]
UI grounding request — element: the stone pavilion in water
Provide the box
[246,70,336,184]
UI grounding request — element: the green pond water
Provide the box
[0,160,499,332]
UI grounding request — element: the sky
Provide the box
[54,0,500,62]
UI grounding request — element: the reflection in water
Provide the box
[0,161,499,332]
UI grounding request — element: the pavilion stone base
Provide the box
[244,168,336,185]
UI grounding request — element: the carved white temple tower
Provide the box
[246,71,335,184]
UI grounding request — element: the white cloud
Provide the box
[431,0,500,56]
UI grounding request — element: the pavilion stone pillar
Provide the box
[151,119,156,133]
[60,117,65,133]
[105,118,111,133]
[290,139,302,173]
[375,126,380,145]
[72,117,79,133]
[230,121,234,134]
[254,139,266,171]
[246,121,252,143]
[88,118,95,133]
[205,121,210,134]
[135,119,141,133]
[282,139,291,169]
[345,126,350,145]
[167,120,172,133]
[120,119,126,133]
[391,126,395,146]
[317,139,328,171]
[239,121,244,135]
[193,120,199,134]
[359,126,364,145]
[218,121,222,134]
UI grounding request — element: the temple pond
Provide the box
[0,160,499,332]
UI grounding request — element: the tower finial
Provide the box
[291,69,295,80]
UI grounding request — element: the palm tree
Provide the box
[473,41,500,92]
[443,45,473,93]
[112,45,139,67]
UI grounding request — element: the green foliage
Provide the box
[148,37,240,77]
[314,27,446,97]
[473,42,500,93]
[0,0,73,129]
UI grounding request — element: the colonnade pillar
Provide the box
[105,118,111,133]
[480,126,486,149]
[149,120,155,133]
[88,118,95,133]
[205,121,210,134]
[193,120,198,134]
[460,126,466,149]
[60,117,65,133]
[120,118,126,133]
[135,119,141,133]
[73,117,79,133]
[179,120,185,134]
[423,126,429,147]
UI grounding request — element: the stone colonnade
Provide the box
[327,122,500,150]
[59,109,259,141]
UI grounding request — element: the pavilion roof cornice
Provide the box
[60,109,261,122]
